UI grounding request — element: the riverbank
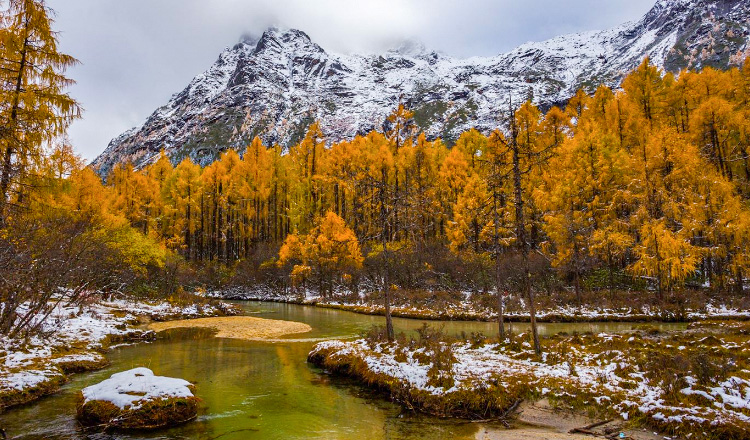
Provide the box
[309,321,750,440]
[213,287,750,323]
[482,399,668,440]
[0,296,240,412]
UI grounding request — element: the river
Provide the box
[0,301,686,439]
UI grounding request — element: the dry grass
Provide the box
[148,316,311,340]
[54,357,110,374]
[0,374,67,411]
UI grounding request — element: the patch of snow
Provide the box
[81,368,194,410]
[0,369,56,391]
[0,296,230,399]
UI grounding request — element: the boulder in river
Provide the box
[76,367,198,429]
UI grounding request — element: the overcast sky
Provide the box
[44,0,657,161]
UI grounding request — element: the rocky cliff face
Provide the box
[92,0,750,175]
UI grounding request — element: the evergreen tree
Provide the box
[0,0,80,219]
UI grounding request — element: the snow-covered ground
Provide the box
[213,287,750,322]
[0,297,233,409]
[310,328,750,439]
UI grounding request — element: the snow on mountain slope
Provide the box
[92,0,750,175]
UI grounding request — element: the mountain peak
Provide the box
[390,39,428,57]
[653,0,741,7]
[645,0,745,23]
[238,32,260,46]
[260,26,308,40]
[652,0,694,8]
[253,26,322,54]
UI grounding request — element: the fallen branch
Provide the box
[569,418,614,435]
[470,398,523,427]
[571,428,599,436]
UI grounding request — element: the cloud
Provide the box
[45,0,656,161]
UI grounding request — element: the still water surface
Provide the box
[0,301,686,439]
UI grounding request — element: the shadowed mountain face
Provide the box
[92,0,749,175]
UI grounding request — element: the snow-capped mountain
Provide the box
[92,0,750,175]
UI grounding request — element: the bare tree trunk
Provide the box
[496,260,505,340]
[493,190,505,340]
[199,192,205,261]
[510,111,541,355]
[522,251,541,355]
[508,319,513,343]
[574,242,582,309]
[735,267,744,296]
[380,167,394,341]
[383,240,394,342]
[185,185,192,260]
[608,249,615,302]
[0,27,29,221]
[654,230,663,303]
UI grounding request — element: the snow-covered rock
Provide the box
[93,0,750,175]
[80,368,194,410]
[77,367,199,429]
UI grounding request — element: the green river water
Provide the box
[0,301,686,439]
